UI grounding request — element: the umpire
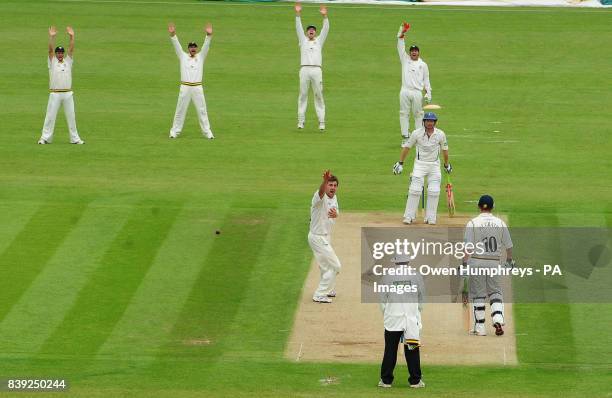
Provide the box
[378,254,425,389]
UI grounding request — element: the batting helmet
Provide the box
[423,112,438,121]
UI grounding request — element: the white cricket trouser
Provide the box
[298,66,325,124]
[399,88,424,137]
[170,85,212,136]
[469,259,505,327]
[404,160,441,223]
[41,91,82,143]
[308,232,341,298]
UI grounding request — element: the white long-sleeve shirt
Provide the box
[309,190,338,235]
[171,35,211,83]
[398,38,431,94]
[48,55,73,91]
[296,17,329,67]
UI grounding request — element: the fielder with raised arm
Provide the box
[168,23,215,139]
[397,23,431,145]
[462,195,514,336]
[38,26,85,145]
[392,112,451,225]
[309,170,341,303]
[295,3,329,131]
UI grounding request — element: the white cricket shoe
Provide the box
[319,122,325,131]
[37,138,49,145]
[377,380,392,388]
[424,219,436,225]
[327,290,336,298]
[297,122,304,129]
[71,139,85,145]
[313,296,332,303]
[169,131,178,139]
[402,217,413,225]
[204,131,215,140]
[410,380,425,389]
[471,324,487,336]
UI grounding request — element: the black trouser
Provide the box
[380,329,421,385]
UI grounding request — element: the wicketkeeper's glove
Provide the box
[444,163,452,174]
[393,162,404,175]
[397,22,410,39]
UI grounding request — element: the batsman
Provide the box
[392,112,451,225]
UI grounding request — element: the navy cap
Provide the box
[55,46,65,53]
[478,195,494,210]
[187,42,198,48]
[409,45,420,52]
[306,25,317,31]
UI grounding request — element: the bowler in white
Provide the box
[38,26,84,145]
[168,23,215,139]
[308,170,341,303]
[295,3,329,131]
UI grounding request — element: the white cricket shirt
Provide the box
[309,190,338,235]
[398,39,431,93]
[171,35,211,83]
[464,213,513,259]
[403,127,448,163]
[296,17,329,67]
[380,268,424,333]
[48,55,73,91]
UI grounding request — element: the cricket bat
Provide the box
[446,175,455,217]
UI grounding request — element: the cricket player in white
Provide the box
[38,26,84,145]
[378,255,425,389]
[397,23,431,144]
[462,195,514,336]
[168,23,214,139]
[295,3,329,131]
[308,170,340,303]
[392,112,451,225]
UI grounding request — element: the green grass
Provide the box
[0,0,611,396]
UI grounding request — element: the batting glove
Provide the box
[505,259,516,269]
[425,92,432,103]
[393,162,404,175]
[444,163,452,174]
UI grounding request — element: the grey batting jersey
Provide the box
[402,127,448,163]
[464,213,513,260]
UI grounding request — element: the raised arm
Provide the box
[48,26,57,60]
[318,6,329,46]
[295,3,305,44]
[397,23,410,62]
[168,23,183,58]
[201,23,213,62]
[66,26,75,57]
[318,169,331,199]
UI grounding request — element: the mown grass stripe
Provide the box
[215,211,312,361]
[0,202,89,322]
[96,205,227,361]
[0,202,132,356]
[37,202,181,358]
[154,207,274,362]
[0,202,41,256]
